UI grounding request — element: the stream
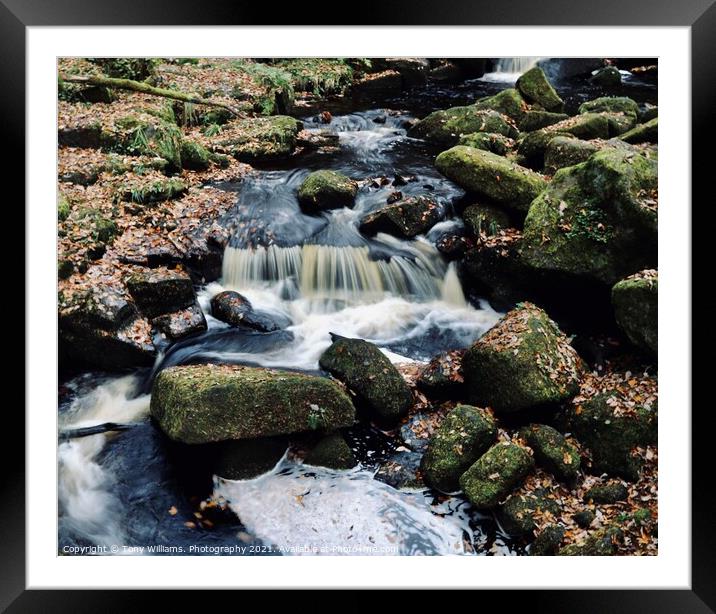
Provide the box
[58,63,657,556]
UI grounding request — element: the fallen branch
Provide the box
[59,422,136,441]
[59,73,244,117]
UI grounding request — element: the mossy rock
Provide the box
[214,115,302,162]
[519,423,581,483]
[58,192,71,221]
[359,196,442,238]
[58,259,74,280]
[457,132,515,156]
[126,269,195,319]
[150,364,356,444]
[498,490,561,536]
[319,337,412,425]
[435,146,547,213]
[543,136,600,174]
[579,97,639,121]
[590,66,622,87]
[215,437,288,480]
[516,66,564,112]
[558,526,622,555]
[421,405,497,493]
[297,170,358,212]
[180,140,211,170]
[103,115,184,172]
[612,270,658,354]
[640,104,658,122]
[417,351,465,400]
[519,111,569,133]
[121,177,188,204]
[573,510,596,529]
[473,88,528,122]
[521,147,658,285]
[459,442,534,509]
[408,107,517,146]
[462,303,584,413]
[529,524,565,555]
[619,117,658,144]
[462,203,511,237]
[584,480,629,503]
[599,112,638,137]
[305,432,357,470]
[89,58,157,81]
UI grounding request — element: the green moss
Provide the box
[519,111,569,132]
[590,66,621,87]
[529,524,565,555]
[89,58,157,81]
[573,510,596,529]
[473,88,527,121]
[58,259,74,280]
[619,117,658,144]
[584,481,628,503]
[435,146,547,213]
[297,170,358,212]
[58,192,71,221]
[179,139,211,170]
[612,271,658,353]
[421,405,497,492]
[359,196,442,239]
[305,432,357,470]
[579,97,639,120]
[273,58,354,96]
[319,337,412,425]
[543,136,599,173]
[459,442,534,509]
[462,203,511,236]
[516,66,563,112]
[230,60,295,115]
[121,177,187,204]
[499,490,561,535]
[151,364,356,444]
[409,107,517,146]
[519,424,581,483]
[103,115,184,172]
[457,132,515,156]
[558,526,622,555]
[214,115,302,162]
[126,270,195,318]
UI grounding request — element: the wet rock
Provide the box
[435,146,547,214]
[584,480,629,504]
[612,270,658,354]
[319,337,412,426]
[421,405,496,493]
[151,364,356,444]
[152,301,207,340]
[296,129,340,152]
[210,290,281,333]
[516,66,564,112]
[459,442,534,509]
[462,203,511,237]
[372,115,387,124]
[380,58,430,88]
[400,413,437,452]
[457,132,515,156]
[386,191,403,204]
[428,61,463,82]
[359,196,443,239]
[409,107,517,147]
[573,510,596,529]
[473,88,527,122]
[590,66,622,87]
[521,147,658,285]
[558,526,622,555]
[435,233,471,260]
[215,437,288,480]
[619,117,658,144]
[498,490,561,536]
[519,424,581,483]
[529,524,565,555]
[462,303,584,413]
[417,351,465,400]
[305,432,358,470]
[297,170,358,212]
[640,104,658,122]
[126,268,196,319]
[519,110,569,133]
[212,115,302,162]
[350,70,403,98]
[375,450,424,489]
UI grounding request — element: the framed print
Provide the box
[9,0,709,607]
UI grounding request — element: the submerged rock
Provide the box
[319,337,412,425]
[409,107,517,147]
[612,270,658,354]
[459,442,534,509]
[516,66,564,112]
[435,146,547,213]
[462,303,584,413]
[304,432,357,470]
[519,423,581,483]
[375,450,424,489]
[126,269,196,319]
[150,364,356,444]
[359,196,442,239]
[297,170,358,212]
[421,405,496,493]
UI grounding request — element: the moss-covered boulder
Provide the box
[519,424,581,483]
[473,88,528,122]
[297,170,358,212]
[462,303,584,413]
[421,405,497,493]
[516,66,564,112]
[417,351,465,400]
[457,132,515,156]
[579,97,639,120]
[462,203,511,237]
[521,147,658,285]
[408,107,517,146]
[498,490,561,536]
[435,146,547,213]
[215,437,288,480]
[151,364,356,444]
[612,270,658,354]
[180,139,211,170]
[562,371,657,480]
[359,196,442,238]
[120,177,188,205]
[584,480,628,504]
[558,526,622,555]
[640,104,658,122]
[620,117,658,144]
[126,269,196,319]
[573,510,596,529]
[519,110,569,133]
[305,432,357,470]
[529,524,565,555]
[590,66,622,87]
[213,115,302,162]
[459,442,534,509]
[318,337,412,425]
[543,136,599,174]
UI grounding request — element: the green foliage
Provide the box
[273,59,354,96]
[58,193,71,221]
[231,60,294,115]
[203,123,222,137]
[565,206,613,244]
[307,404,327,430]
[89,58,157,81]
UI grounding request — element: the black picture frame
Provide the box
[9,0,708,608]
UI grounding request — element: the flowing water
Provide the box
[58,63,658,556]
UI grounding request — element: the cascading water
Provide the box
[480,57,545,83]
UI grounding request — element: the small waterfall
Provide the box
[222,242,447,302]
[494,57,543,74]
[441,262,466,307]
